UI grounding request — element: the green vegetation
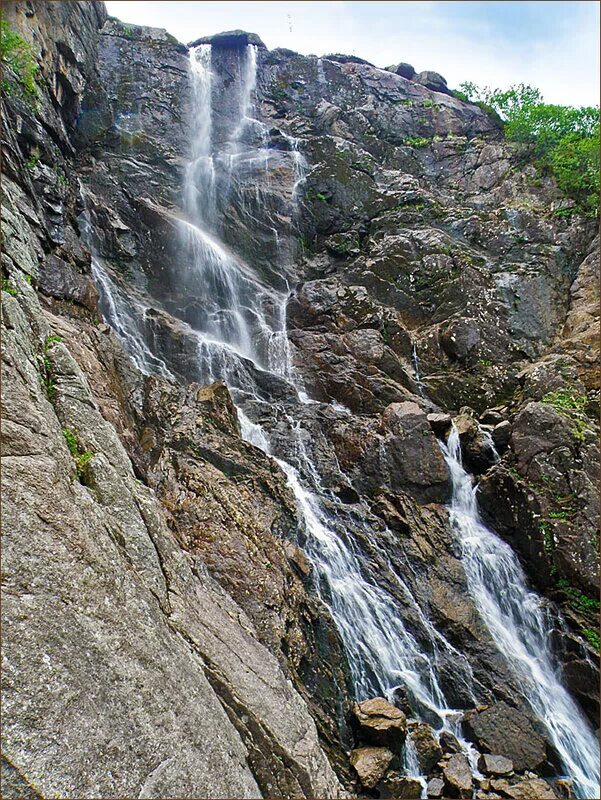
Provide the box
[0,19,39,102]
[457,82,599,216]
[541,387,590,441]
[44,334,63,349]
[540,520,554,557]
[558,578,600,616]
[26,144,40,170]
[38,334,62,402]
[63,427,95,482]
[2,278,18,297]
[404,136,431,149]
[582,627,600,652]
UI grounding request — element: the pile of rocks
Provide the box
[348,699,569,799]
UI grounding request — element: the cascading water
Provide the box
[85,40,599,797]
[180,44,469,730]
[441,427,600,799]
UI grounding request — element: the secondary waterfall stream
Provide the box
[86,42,599,798]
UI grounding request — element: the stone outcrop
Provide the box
[463,703,548,772]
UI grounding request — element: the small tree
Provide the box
[458,82,599,216]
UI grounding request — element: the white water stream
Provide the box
[85,41,599,798]
[441,428,600,798]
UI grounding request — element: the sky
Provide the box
[104,1,600,107]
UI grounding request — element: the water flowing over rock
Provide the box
[1,2,599,798]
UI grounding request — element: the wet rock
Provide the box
[454,412,497,473]
[427,412,452,438]
[352,696,407,749]
[383,772,423,798]
[426,776,445,798]
[443,753,473,797]
[439,730,462,754]
[463,702,547,772]
[415,69,452,95]
[188,29,266,49]
[492,420,512,452]
[350,746,394,789]
[38,253,99,312]
[554,778,573,798]
[478,753,514,775]
[379,401,450,503]
[410,722,444,774]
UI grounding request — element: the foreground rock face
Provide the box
[1,3,344,797]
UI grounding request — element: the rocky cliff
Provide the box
[1,3,599,799]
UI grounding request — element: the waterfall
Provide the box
[83,40,599,797]
[441,426,600,799]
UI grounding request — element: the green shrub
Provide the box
[404,136,431,149]
[2,278,18,296]
[582,627,600,652]
[541,387,590,441]
[26,144,40,170]
[557,578,600,616]
[0,19,39,101]
[457,82,599,216]
[63,427,95,481]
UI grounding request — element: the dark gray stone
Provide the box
[188,30,266,49]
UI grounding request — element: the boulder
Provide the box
[410,722,443,773]
[454,413,497,473]
[427,412,452,438]
[441,319,481,362]
[426,776,445,797]
[478,753,514,776]
[188,30,266,49]
[383,772,423,798]
[463,703,547,772]
[480,410,504,426]
[439,730,462,754]
[380,402,450,503]
[349,746,394,789]
[352,696,407,748]
[390,62,416,80]
[415,69,452,95]
[492,777,559,799]
[443,753,473,798]
[492,420,512,452]
[324,53,375,66]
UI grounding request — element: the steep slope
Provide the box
[1,3,344,797]
[1,2,599,799]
